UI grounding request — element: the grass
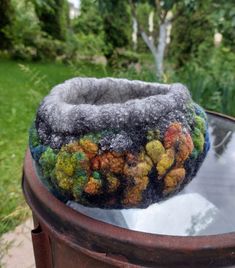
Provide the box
[0,58,110,236]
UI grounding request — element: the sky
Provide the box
[68,0,80,8]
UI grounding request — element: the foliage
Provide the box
[34,36,67,61]
[2,0,39,55]
[98,0,132,57]
[136,2,153,33]
[169,1,214,67]
[0,0,14,49]
[210,1,235,52]
[73,0,103,35]
[114,63,157,82]
[34,0,69,41]
[3,0,60,61]
[75,33,107,57]
[71,0,107,58]
[109,49,140,69]
[135,2,158,52]
[67,30,107,61]
[3,0,39,45]
[129,0,199,77]
[168,45,235,116]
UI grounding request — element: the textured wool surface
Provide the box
[36,78,191,148]
[30,77,210,209]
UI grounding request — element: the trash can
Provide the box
[22,111,235,268]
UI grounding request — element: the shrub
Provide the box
[10,44,37,61]
[0,0,14,49]
[34,35,66,61]
[109,49,140,69]
[168,45,235,117]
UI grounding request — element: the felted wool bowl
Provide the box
[29,78,210,209]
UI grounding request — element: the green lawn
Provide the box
[0,58,109,235]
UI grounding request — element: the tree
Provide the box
[71,0,106,58]
[210,0,235,52]
[98,0,132,58]
[73,0,103,35]
[134,2,155,52]
[169,1,214,68]
[129,0,197,78]
[34,0,69,41]
[0,0,14,49]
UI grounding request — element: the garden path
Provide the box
[1,218,35,268]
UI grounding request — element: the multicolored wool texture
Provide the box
[29,78,210,208]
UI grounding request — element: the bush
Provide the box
[4,1,41,46]
[34,36,66,61]
[99,0,132,57]
[169,45,235,117]
[4,0,70,62]
[109,49,140,69]
[0,0,14,49]
[34,0,69,41]
[10,35,67,62]
[73,0,103,35]
[76,33,107,58]
[10,44,37,61]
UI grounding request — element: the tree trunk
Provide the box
[140,19,169,78]
[129,0,170,78]
[156,20,169,78]
[132,17,138,50]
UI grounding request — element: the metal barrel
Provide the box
[23,121,235,268]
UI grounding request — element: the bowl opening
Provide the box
[63,78,170,106]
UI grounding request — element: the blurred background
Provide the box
[0,0,235,259]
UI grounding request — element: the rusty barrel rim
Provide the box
[23,111,235,267]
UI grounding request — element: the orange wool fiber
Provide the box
[175,132,194,166]
[122,176,149,205]
[84,177,102,195]
[79,139,98,159]
[92,152,125,174]
[164,122,182,149]
[164,168,186,194]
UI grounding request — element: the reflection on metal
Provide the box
[67,201,128,228]
[186,206,217,236]
[213,131,232,149]
[69,193,220,236]
[210,114,234,157]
